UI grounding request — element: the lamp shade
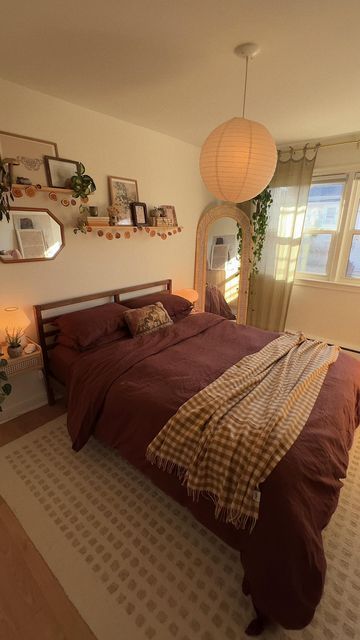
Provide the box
[175,288,199,304]
[199,116,277,203]
[0,307,30,332]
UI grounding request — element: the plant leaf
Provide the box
[2,383,12,396]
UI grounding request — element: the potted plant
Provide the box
[0,357,12,411]
[69,163,96,201]
[5,327,23,358]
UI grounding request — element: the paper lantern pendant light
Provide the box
[199,43,277,203]
[200,116,277,202]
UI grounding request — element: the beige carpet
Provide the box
[0,416,359,640]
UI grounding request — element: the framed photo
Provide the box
[160,205,178,226]
[108,176,139,221]
[131,202,148,226]
[0,131,58,186]
[107,204,134,226]
[44,156,80,188]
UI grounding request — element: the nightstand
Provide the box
[0,341,43,377]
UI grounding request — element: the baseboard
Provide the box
[0,393,47,424]
[342,349,360,361]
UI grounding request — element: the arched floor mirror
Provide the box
[194,203,253,324]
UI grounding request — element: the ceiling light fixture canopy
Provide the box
[199,42,277,203]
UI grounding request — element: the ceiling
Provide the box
[3,0,360,147]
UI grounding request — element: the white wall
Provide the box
[0,77,211,420]
[285,142,360,350]
[0,78,210,333]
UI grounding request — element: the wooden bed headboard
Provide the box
[34,279,172,404]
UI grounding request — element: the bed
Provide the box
[34,279,360,634]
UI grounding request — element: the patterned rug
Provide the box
[0,415,359,640]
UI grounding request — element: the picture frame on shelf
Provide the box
[107,204,134,227]
[131,202,148,227]
[44,156,81,189]
[0,131,58,186]
[160,205,177,226]
[108,175,138,221]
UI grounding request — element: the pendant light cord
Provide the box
[242,56,249,118]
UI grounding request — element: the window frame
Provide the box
[337,174,360,283]
[295,170,360,287]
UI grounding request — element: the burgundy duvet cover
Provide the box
[66,313,360,629]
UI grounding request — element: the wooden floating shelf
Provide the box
[12,184,73,194]
[74,225,183,239]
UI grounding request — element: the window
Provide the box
[344,178,360,280]
[296,172,360,284]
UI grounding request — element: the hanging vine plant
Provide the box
[237,185,273,274]
[0,157,13,223]
[0,358,12,411]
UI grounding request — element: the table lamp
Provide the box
[175,288,199,304]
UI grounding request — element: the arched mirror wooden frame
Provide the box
[194,203,253,324]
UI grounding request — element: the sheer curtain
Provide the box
[248,145,318,331]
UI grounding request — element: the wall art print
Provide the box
[0,131,58,186]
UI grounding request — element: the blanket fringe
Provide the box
[146,450,257,532]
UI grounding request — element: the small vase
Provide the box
[7,345,22,358]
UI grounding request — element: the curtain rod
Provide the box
[281,139,360,152]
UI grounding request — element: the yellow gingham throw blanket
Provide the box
[147,333,339,531]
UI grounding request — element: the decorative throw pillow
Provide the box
[123,302,174,337]
[122,292,192,321]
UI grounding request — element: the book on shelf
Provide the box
[87,217,110,226]
[151,217,174,227]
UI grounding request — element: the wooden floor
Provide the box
[0,402,97,640]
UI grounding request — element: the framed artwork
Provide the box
[108,176,139,221]
[107,204,134,226]
[44,156,80,188]
[160,205,178,226]
[131,202,148,226]
[0,131,58,186]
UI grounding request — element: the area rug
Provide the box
[0,416,359,640]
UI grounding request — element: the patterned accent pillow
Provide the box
[124,302,173,337]
[122,292,193,321]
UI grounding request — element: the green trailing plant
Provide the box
[237,186,273,274]
[0,357,12,411]
[5,327,23,348]
[0,157,14,223]
[73,204,89,234]
[69,163,96,200]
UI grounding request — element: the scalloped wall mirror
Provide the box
[0,207,65,263]
[194,203,253,324]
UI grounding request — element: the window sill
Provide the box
[294,277,360,293]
